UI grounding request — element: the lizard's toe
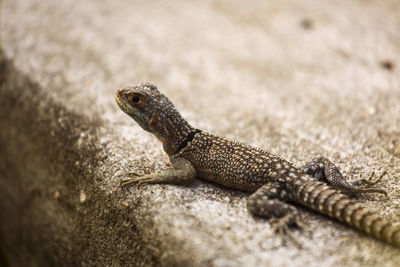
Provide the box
[121,175,159,188]
[120,177,143,188]
[128,171,141,177]
[269,214,307,248]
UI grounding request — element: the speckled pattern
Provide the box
[116,84,400,248]
[179,132,283,192]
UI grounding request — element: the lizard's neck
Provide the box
[148,109,195,156]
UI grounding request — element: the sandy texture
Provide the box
[1,0,400,266]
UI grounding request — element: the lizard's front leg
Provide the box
[247,182,309,247]
[302,156,387,195]
[121,155,196,187]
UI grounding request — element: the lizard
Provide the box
[115,82,400,248]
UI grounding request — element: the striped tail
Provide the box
[292,178,400,248]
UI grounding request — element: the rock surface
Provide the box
[1,0,400,266]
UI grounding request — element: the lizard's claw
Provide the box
[269,214,310,248]
[120,170,152,188]
[353,169,387,187]
[121,175,155,188]
[120,177,136,189]
[351,169,388,196]
[127,171,141,177]
[295,220,312,234]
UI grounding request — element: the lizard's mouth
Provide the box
[114,92,123,108]
[115,91,132,115]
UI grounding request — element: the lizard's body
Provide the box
[115,83,400,248]
[177,131,294,192]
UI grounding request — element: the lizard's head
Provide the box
[115,83,167,133]
[115,83,194,155]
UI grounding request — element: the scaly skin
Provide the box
[115,83,400,248]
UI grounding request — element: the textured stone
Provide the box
[1,0,400,266]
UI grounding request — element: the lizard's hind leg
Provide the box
[247,182,310,248]
[302,156,387,196]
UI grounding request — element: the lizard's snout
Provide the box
[115,89,129,110]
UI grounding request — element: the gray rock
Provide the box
[1,0,400,266]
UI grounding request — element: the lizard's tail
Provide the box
[292,179,400,248]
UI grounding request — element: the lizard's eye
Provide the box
[128,93,143,104]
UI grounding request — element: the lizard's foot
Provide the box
[352,170,387,188]
[120,157,197,189]
[303,156,388,196]
[120,174,160,188]
[269,214,310,248]
[247,184,311,248]
[346,170,388,196]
